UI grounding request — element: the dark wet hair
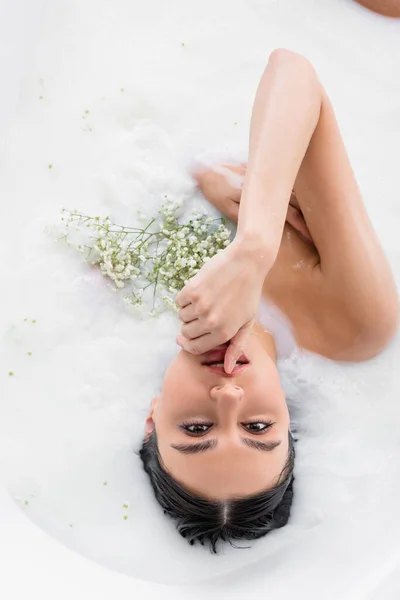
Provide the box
[139,430,295,553]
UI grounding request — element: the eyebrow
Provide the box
[170,439,218,454]
[170,438,281,455]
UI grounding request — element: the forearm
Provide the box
[236,50,322,262]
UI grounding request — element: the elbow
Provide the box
[267,48,320,93]
[268,48,315,72]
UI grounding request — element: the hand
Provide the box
[175,238,272,373]
[193,163,245,224]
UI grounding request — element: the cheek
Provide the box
[251,363,282,394]
[161,358,201,406]
[156,370,205,431]
[249,368,287,411]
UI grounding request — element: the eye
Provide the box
[242,421,274,434]
[179,422,213,436]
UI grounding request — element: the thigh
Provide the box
[292,89,398,356]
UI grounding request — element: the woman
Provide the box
[140,49,398,552]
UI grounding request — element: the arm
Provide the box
[177,50,398,367]
[194,165,312,241]
[238,49,398,355]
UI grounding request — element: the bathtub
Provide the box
[0,3,170,597]
[2,0,400,598]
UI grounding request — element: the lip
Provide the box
[204,363,249,376]
[201,346,249,376]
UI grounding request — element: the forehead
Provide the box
[159,438,288,500]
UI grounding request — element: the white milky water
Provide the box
[1,0,400,597]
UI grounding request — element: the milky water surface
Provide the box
[1,0,400,596]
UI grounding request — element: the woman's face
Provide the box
[145,330,290,500]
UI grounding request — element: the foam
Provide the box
[1,0,400,596]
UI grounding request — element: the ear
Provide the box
[144,397,159,437]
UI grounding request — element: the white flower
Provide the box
[63,205,229,316]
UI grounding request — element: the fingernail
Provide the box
[176,336,183,347]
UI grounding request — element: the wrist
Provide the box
[233,233,276,273]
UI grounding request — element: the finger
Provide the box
[181,319,205,340]
[224,321,253,374]
[175,288,191,308]
[176,333,221,356]
[286,205,312,242]
[178,303,198,323]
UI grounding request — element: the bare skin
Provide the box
[192,159,395,361]
[354,0,400,17]
[145,50,398,501]
[176,49,398,367]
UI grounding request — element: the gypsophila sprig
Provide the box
[60,202,231,313]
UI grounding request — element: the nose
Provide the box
[210,384,244,432]
[210,384,244,404]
